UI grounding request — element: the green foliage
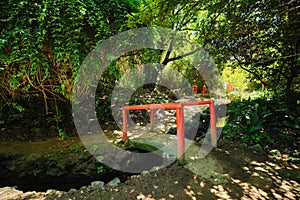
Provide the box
[69,144,86,153]
[1,0,298,142]
[224,93,300,145]
[0,0,136,105]
[33,168,43,176]
[124,139,134,149]
[46,100,67,139]
[0,0,137,138]
[91,144,99,153]
[12,103,25,112]
[195,0,300,93]
[127,0,300,94]
[124,139,159,152]
[95,83,115,124]
[222,66,248,93]
[168,59,205,89]
[97,165,104,174]
[130,85,177,105]
[58,128,67,140]
[177,157,186,166]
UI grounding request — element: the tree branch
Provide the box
[161,47,203,64]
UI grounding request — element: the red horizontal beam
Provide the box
[122,103,182,111]
[181,100,213,107]
[122,100,213,111]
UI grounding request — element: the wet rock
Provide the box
[80,186,87,190]
[248,144,265,153]
[0,143,131,193]
[18,171,26,178]
[87,163,97,171]
[90,181,105,189]
[107,177,121,187]
[45,189,64,197]
[0,187,23,199]
[141,171,150,176]
[68,188,77,193]
[269,149,282,157]
[22,191,37,199]
[72,161,90,176]
[130,175,138,179]
[46,167,63,176]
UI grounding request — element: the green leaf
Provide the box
[249,125,263,133]
[250,111,260,125]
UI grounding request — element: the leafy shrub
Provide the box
[0,0,137,138]
[223,93,300,145]
[0,0,136,105]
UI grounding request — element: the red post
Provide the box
[209,101,217,146]
[225,82,234,93]
[202,85,207,96]
[122,108,128,141]
[150,109,155,132]
[192,85,198,94]
[176,107,185,158]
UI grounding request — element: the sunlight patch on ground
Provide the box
[184,185,197,200]
[210,185,233,200]
[136,193,155,200]
[230,160,300,200]
[231,178,270,199]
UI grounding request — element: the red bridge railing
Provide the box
[122,100,216,159]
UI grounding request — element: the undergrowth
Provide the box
[223,92,300,150]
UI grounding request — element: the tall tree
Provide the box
[127,0,300,93]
